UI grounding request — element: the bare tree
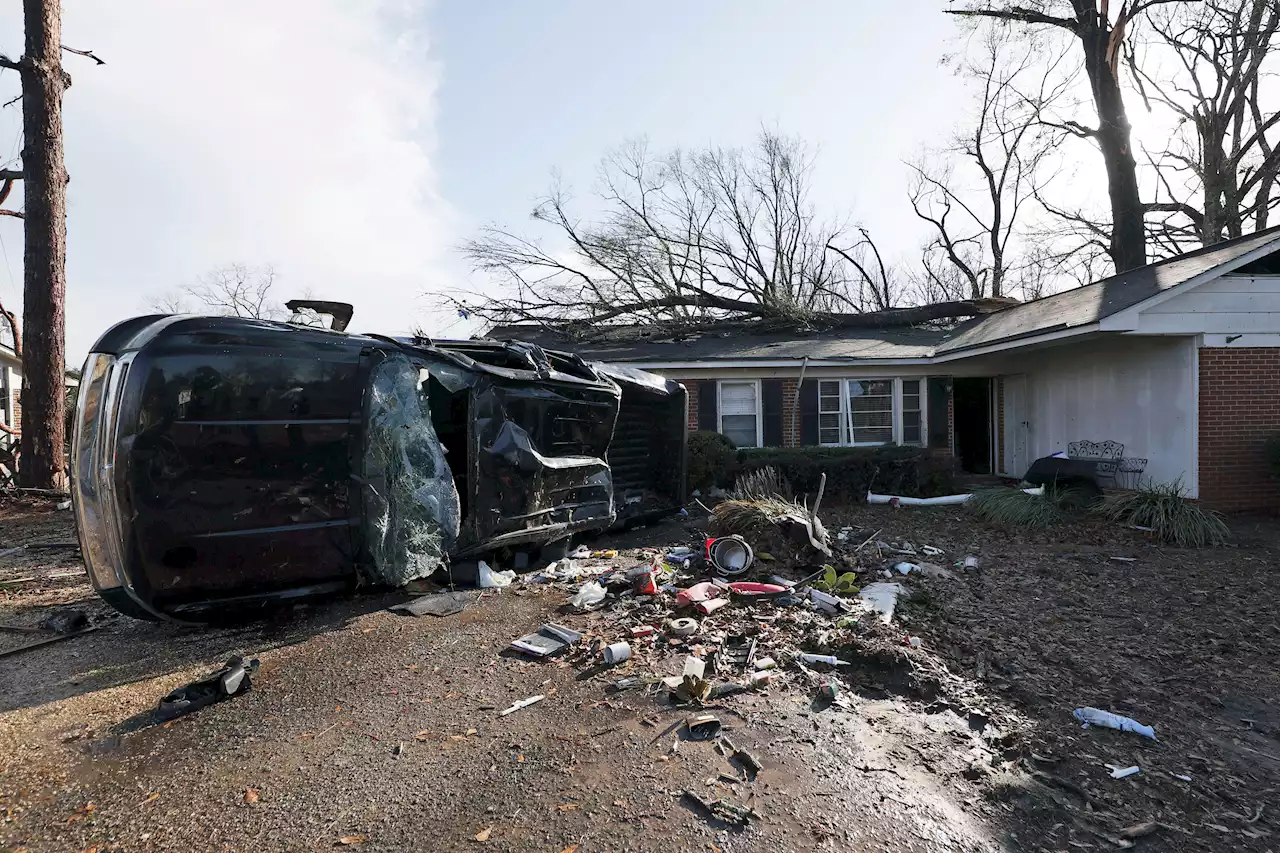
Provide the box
[457,131,991,335]
[0,0,103,488]
[147,264,286,320]
[909,27,1071,301]
[1125,0,1280,256]
[949,1,1184,274]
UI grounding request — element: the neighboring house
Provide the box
[1,341,18,442]
[491,226,1280,512]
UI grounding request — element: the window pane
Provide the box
[819,428,841,444]
[722,414,757,448]
[720,382,756,416]
[819,396,841,413]
[903,412,922,445]
[855,427,894,444]
[902,380,920,396]
[853,410,893,429]
[850,380,891,397]
[819,380,840,396]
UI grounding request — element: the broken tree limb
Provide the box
[0,625,97,658]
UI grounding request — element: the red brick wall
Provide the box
[1198,348,1280,512]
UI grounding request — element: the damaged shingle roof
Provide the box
[936,225,1280,354]
[485,227,1280,363]
[483,324,945,362]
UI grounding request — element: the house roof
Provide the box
[483,323,945,362]
[935,225,1280,354]
[485,227,1280,364]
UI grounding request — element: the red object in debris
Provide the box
[635,570,658,595]
[676,581,719,608]
[631,625,656,637]
[696,598,729,615]
[727,582,787,596]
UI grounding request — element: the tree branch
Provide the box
[0,54,20,72]
[61,45,105,65]
[946,7,1079,31]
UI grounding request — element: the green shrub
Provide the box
[1096,480,1229,547]
[737,445,956,503]
[1265,434,1280,482]
[687,430,738,491]
[967,487,1066,527]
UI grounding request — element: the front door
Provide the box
[1002,374,1029,477]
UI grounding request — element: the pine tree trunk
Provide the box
[17,0,68,490]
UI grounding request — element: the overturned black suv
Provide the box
[72,314,686,621]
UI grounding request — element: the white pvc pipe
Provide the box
[866,486,1044,506]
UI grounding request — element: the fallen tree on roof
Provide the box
[451,131,1014,334]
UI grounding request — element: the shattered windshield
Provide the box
[360,354,461,586]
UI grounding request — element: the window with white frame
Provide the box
[815,377,927,447]
[718,381,759,448]
[901,379,923,445]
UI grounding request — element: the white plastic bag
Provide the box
[478,561,515,588]
[570,580,606,611]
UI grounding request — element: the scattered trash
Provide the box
[799,653,851,667]
[611,677,641,692]
[1109,765,1141,779]
[963,556,979,570]
[474,826,493,842]
[722,736,763,775]
[682,790,758,826]
[390,591,473,618]
[695,598,729,615]
[570,545,592,559]
[686,714,722,740]
[727,581,788,599]
[667,617,700,637]
[857,582,904,624]
[676,581,722,608]
[37,608,89,634]
[155,656,260,723]
[478,561,515,588]
[1173,773,1193,782]
[916,562,957,580]
[921,545,944,557]
[906,636,922,649]
[1110,556,1138,563]
[894,562,920,575]
[749,671,774,688]
[569,580,607,611]
[629,564,659,595]
[510,623,582,658]
[592,549,618,558]
[719,635,758,670]
[631,625,656,638]
[820,681,840,700]
[754,655,777,671]
[1073,707,1157,739]
[498,695,545,716]
[1119,821,1160,840]
[55,499,72,511]
[707,536,754,576]
[807,588,847,615]
[602,641,632,665]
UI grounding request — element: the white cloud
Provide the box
[0,0,456,360]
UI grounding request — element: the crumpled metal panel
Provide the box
[361,354,461,585]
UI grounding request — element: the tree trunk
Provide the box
[1077,13,1146,272]
[17,0,68,490]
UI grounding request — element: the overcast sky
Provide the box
[0,1,977,360]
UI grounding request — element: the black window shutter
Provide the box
[698,381,718,432]
[799,379,819,446]
[762,380,784,446]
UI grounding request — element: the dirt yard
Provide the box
[1,495,1277,852]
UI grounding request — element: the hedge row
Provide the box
[685,430,957,501]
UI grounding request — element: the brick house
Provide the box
[492,226,1280,512]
